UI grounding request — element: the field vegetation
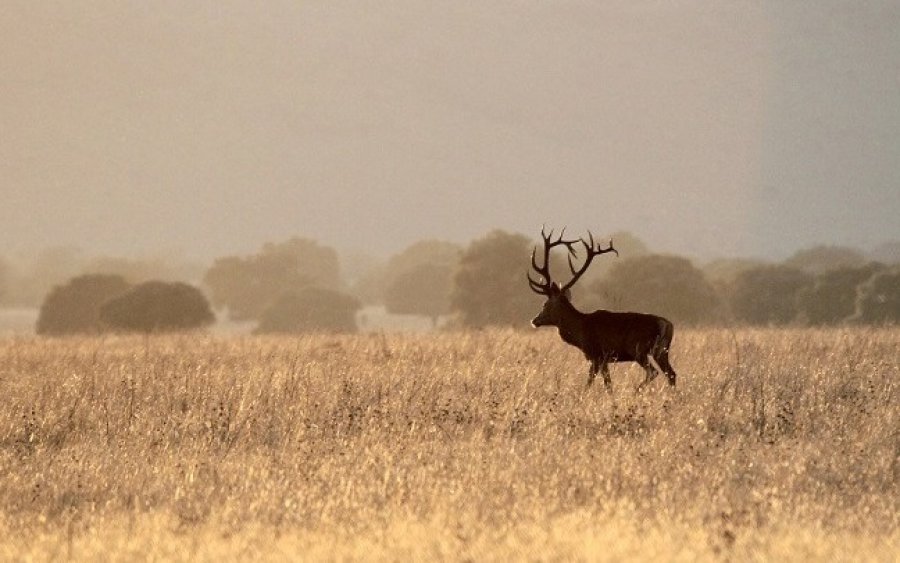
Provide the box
[0,328,897,561]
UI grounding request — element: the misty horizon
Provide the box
[3,2,899,264]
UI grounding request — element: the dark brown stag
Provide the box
[528,227,677,391]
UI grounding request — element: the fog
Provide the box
[2,1,898,262]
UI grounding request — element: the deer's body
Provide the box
[528,227,677,391]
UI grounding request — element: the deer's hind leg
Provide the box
[636,356,660,392]
[655,350,677,386]
[654,320,677,386]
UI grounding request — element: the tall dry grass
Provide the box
[0,327,897,561]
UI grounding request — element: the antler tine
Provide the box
[529,225,598,295]
[530,247,547,281]
[602,238,619,256]
[567,252,579,277]
[560,233,619,293]
[529,228,554,295]
[527,272,546,294]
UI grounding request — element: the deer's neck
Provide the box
[556,299,589,349]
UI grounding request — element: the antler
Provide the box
[528,227,617,295]
[527,226,582,295]
[559,230,618,293]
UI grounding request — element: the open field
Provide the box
[0,328,897,561]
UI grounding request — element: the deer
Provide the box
[527,227,677,391]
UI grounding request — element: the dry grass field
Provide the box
[0,327,897,561]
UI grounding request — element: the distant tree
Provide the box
[203,238,340,320]
[99,281,214,333]
[851,267,900,324]
[379,240,461,324]
[589,255,721,325]
[798,263,885,325]
[203,256,267,320]
[255,288,360,333]
[450,230,541,328]
[727,265,813,325]
[261,238,341,287]
[384,262,454,326]
[386,240,462,275]
[36,274,131,335]
[785,245,867,275]
[349,240,463,308]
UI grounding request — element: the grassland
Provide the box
[0,327,897,561]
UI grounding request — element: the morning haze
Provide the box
[2,1,898,261]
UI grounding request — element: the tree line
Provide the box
[2,231,898,335]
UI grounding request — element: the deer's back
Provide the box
[582,309,671,361]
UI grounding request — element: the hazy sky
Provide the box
[2,1,898,262]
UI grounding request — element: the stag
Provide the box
[528,227,677,391]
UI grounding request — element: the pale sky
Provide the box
[2,1,898,262]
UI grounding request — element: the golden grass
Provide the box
[0,328,897,561]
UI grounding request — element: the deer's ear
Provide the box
[562,286,572,300]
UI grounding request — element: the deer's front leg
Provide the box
[600,362,612,391]
[586,359,598,387]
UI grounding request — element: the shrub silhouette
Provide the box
[798,263,885,325]
[590,254,721,325]
[99,281,214,333]
[204,238,340,321]
[386,240,461,279]
[36,274,131,335]
[349,240,461,307]
[384,262,454,326]
[727,265,813,325]
[381,240,461,325]
[451,230,541,328]
[255,287,361,334]
[852,267,900,324]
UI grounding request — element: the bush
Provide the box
[204,238,340,321]
[384,262,455,326]
[381,240,461,323]
[255,288,361,333]
[798,263,885,325]
[852,267,900,324]
[36,274,131,335]
[450,230,541,328]
[727,265,813,325]
[99,281,215,333]
[589,254,721,325]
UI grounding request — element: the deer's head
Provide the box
[530,281,572,327]
[528,227,617,328]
